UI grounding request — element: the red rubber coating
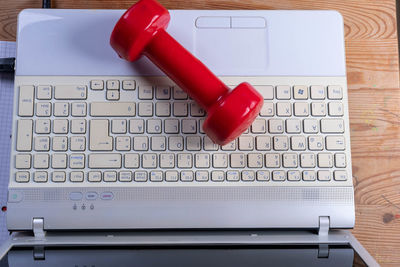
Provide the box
[110,0,263,145]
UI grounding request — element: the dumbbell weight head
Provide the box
[110,0,170,61]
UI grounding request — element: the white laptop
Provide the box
[0,8,378,266]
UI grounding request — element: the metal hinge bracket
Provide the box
[32,218,46,239]
[318,216,330,236]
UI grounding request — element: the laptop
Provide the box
[0,8,378,266]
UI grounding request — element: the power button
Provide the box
[8,191,23,203]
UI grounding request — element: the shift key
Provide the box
[18,85,34,116]
[55,85,87,99]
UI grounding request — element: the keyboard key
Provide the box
[276,85,291,99]
[115,136,131,151]
[311,102,326,116]
[255,85,274,99]
[182,119,196,133]
[230,153,246,168]
[155,102,171,117]
[18,85,34,116]
[256,170,270,181]
[186,136,201,151]
[160,153,175,168]
[165,171,179,182]
[119,171,133,182]
[242,170,255,181]
[151,136,166,151]
[255,136,271,151]
[112,119,127,134]
[71,119,86,134]
[272,170,285,181]
[318,170,331,181]
[53,102,69,117]
[138,102,153,116]
[178,153,192,168]
[196,171,209,182]
[52,136,68,151]
[134,171,148,182]
[211,171,224,182]
[169,136,184,151]
[138,85,153,99]
[318,153,333,168]
[260,102,274,116]
[71,103,87,116]
[88,153,121,168]
[287,170,300,181]
[91,102,135,117]
[150,171,163,182]
[173,102,188,117]
[33,154,49,169]
[181,171,194,182]
[239,136,254,151]
[36,85,52,100]
[35,119,51,134]
[15,171,30,183]
[106,90,120,100]
[173,86,188,99]
[226,171,240,181]
[303,170,316,181]
[335,153,346,168]
[69,154,85,169]
[155,86,170,99]
[106,80,120,90]
[303,119,319,133]
[129,119,144,133]
[190,102,205,117]
[300,153,315,168]
[326,136,345,150]
[290,136,306,151]
[17,120,33,151]
[122,80,135,90]
[124,153,140,169]
[104,171,117,182]
[34,136,50,151]
[70,171,84,182]
[308,135,324,150]
[213,153,228,168]
[328,85,343,99]
[328,102,344,116]
[133,136,148,151]
[247,153,263,168]
[321,119,344,133]
[91,80,104,90]
[55,85,87,100]
[36,102,51,117]
[52,171,66,182]
[310,85,325,99]
[269,119,284,133]
[265,153,280,168]
[164,119,179,133]
[251,119,266,133]
[15,154,31,169]
[277,102,292,116]
[334,170,347,181]
[142,153,157,168]
[203,136,218,151]
[88,171,102,182]
[294,102,309,116]
[293,85,308,99]
[70,136,86,151]
[147,119,162,134]
[51,153,67,169]
[89,120,112,151]
[286,119,301,133]
[283,153,298,168]
[273,136,289,151]
[53,119,68,134]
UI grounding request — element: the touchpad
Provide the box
[194,28,268,74]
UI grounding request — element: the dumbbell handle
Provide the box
[145,29,229,110]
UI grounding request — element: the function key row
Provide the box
[15,169,347,183]
[256,85,343,100]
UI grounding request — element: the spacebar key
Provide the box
[90,102,136,117]
[89,153,121,168]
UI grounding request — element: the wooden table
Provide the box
[1,0,399,266]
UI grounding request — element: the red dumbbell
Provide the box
[110,0,263,145]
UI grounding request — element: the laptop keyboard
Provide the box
[11,76,351,186]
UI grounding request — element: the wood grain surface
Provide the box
[1,0,399,266]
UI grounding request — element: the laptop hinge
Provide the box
[32,218,46,239]
[318,216,330,236]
